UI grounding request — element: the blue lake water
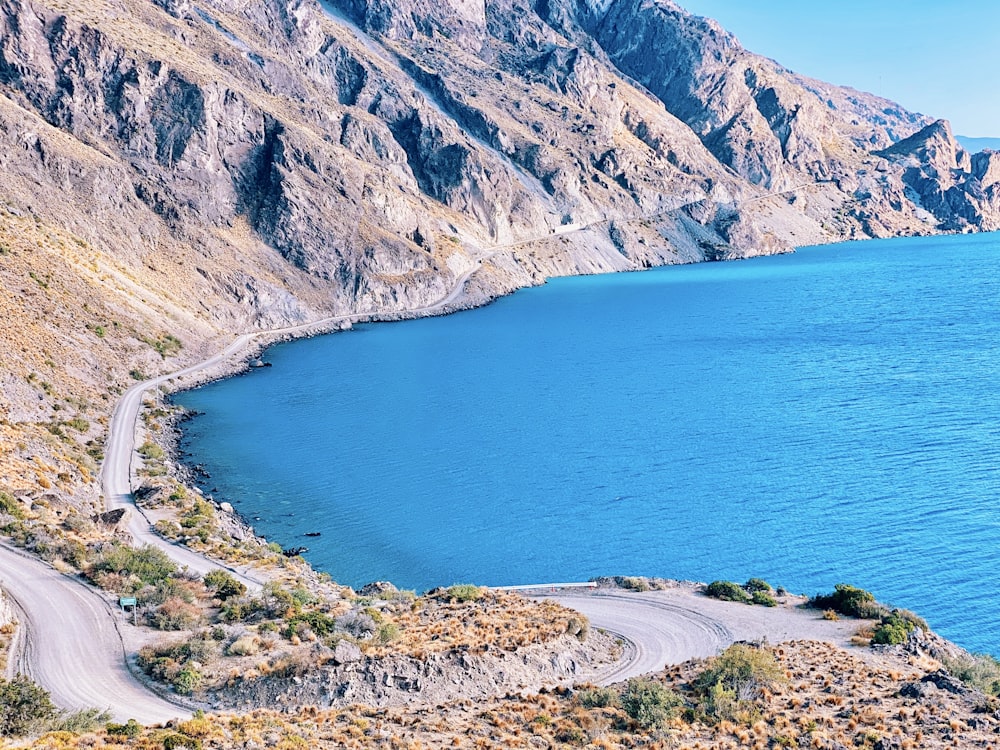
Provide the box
[174,232,1000,655]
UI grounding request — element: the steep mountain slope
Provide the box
[1,0,999,512]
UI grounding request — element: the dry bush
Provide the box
[148,597,203,630]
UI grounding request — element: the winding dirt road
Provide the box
[0,257,490,721]
[544,587,863,685]
[98,253,491,583]
[1,241,860,721]
[0,541,185,724]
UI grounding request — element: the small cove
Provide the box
[174,232,1000,655]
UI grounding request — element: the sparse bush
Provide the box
[444,584,484,602]
[172,666,202,695]
[0,492,24,520]
[822,609,840,621]
[621,677,683,729]
[620,576,649,592]
[203,569,247,600]
[744,578,772,593]
[49,707,111,733]
[91,543,177,588]
[376,622,400,644]
[226,635,261,656]
[704,580,752,604]
[566,615,590,641]
[577,685,619,709]
[221,596,266,624]
[337,610,376,638]
[941,652,1000,696]
[0,675,57,737]
[143,333,183,358]
[148,597,203,630]
[268,652,312,679]
[65,417,89,432]
[163,732,201,750]
[179,635,218,664]
[809,584,884,618]
[138,577,197,607]
[693,644,784,723]
[751,590,777,607]
[871,609,928,645]
[106,718,142,738]
[138,441,165,460]
[286,611,337,638]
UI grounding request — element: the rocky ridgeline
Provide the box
[0,0,997,327]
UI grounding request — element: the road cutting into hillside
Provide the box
[0,255,493,720]
[3,235,862,721]
[543,587,866,684]
[98,251,495,590]
[0,540,188,724]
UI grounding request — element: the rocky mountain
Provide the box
[1,0,999,508]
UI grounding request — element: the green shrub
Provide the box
[91,544,177,587]
[751,590,777,607]
[892,608,928,631]
[621,678,683,729]
[871,608,927,646]
[0,675,57,736]
[576,685,619,709]
[744,578,772,593]
[445,584,483,602]
[704,580,751,604]
[376,622,400,644]
[203,570,247,600]
[871,620,910,645]
[172,667,202,695]
[620,576,649,592]
[693,644,784,723]
[106,718,143,738]
[808,584,883,618]
[138,441,164,460]
[940,652,1000,696]
[163,732,201,750]
[286,611,337,638]
[0,492,24,520]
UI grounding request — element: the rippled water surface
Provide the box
[175,233,1000,654]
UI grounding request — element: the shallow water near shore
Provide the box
[175,232,1000,655]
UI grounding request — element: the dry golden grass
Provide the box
[20,640,1000,749]
[365,590,585,658]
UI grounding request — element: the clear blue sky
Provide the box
[677,1,1000,137]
